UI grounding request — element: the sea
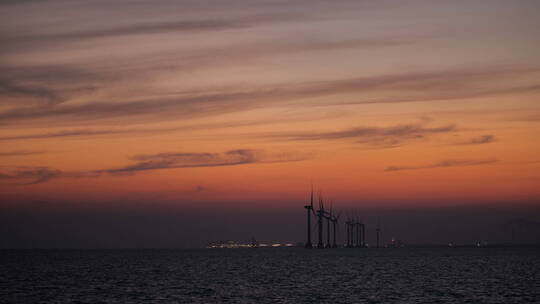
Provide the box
[1,247,539,303]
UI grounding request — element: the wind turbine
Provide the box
[332,211,341,248]
[349,217,356,248]
[360,220,366,248]
[303,187,315,249]
[376,218,381,248]
[325,203,333,248]
[345,216,350,247]
[355,217,365,248]
[317,193,325,248]
[356,216,361,248]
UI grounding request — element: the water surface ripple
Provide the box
[1,248,539,303]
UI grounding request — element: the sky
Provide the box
[1,0,540,248]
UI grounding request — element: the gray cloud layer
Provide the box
[1,66,538,126]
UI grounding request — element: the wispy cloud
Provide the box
[0,119,273,141]
[266,122,456,148]
[3,15,300,49]
[515,113,540,122]
[0,150,46,157]
[0,167,62,185]
[384,159,498,172]
[456,135,495,145]
[193,185,207,193]
[102,149,310,174]
[0,149,311,184]
[0,79,62,106]
[0,129,133,141]
[0,65,102,107]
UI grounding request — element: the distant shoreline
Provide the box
[3,244,540,250]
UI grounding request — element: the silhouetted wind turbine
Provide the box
[361,221,366,248]
[349,216,356,248]
[332,211,340,248]
[356,216,361,248]
[345,216,350,247]
[303,187,315,249]
[348,215,355,248]
[376,218,381,248]
[317,194,325,248]
[325,203,333,248]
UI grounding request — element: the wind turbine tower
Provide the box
[345,218,351,247]
[317,196,325,248]
[361,222,366,248]
[325,205,332,248]
[304,189,314,248]
[376,219,381,248]
[356,218,361,248]
[350,218,356,247]
[332,212,340,248]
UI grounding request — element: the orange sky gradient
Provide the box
[1,0,540,209]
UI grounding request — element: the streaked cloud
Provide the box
[0,65,102,107]
[267,122,456,148]
[0,149,311,184]
[384,159,498,172]
[515,113,540,122]
[0,150,46,157]
[2,15,301,52]
[0,119,274,141]
[456,135,495,145]
[0,167,62,185]
[102,149,311,174]
[0,129,135,141]
[0,79,62,106]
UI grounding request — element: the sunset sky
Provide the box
[1,0,539,247]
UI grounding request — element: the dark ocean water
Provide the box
[1,247,539,303]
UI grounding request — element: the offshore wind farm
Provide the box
[203,187,536,250]
[303,189,367,249]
